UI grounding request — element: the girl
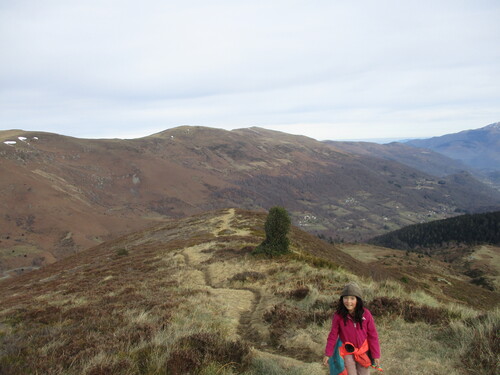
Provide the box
[322,282,381,375]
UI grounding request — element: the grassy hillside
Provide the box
[0,209,498,374]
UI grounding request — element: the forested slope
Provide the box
[368,211,500,250]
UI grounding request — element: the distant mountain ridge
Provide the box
[2,125,500,277]
[406,122,500,187]
[406,122,500,170]
[324,140,469,177]
[326,122,500,190]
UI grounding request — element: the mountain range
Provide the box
[407,122,500,172]
[1,123,500,278]
[330,122,500,190]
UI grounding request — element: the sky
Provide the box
[1,0,499,142]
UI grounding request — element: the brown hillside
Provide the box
[1,209,498,375]
[2,126,500,277]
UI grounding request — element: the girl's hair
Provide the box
[336,296,365,328]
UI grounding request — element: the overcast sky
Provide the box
[1,1,499,141]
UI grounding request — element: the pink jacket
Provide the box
[324,308,380,359]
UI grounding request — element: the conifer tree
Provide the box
[253,206,291,256]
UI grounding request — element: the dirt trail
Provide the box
[182,244,262,342]
[236,286,263,343]
[181,210,262,342]
[181,209,323,371]
[211,208,252,237]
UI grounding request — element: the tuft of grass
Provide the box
[198,361,237,375]
[445,309,500,375]
[375,317,466,375]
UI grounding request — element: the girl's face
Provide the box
[343,295,357,313]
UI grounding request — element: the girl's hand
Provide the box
[322,356,330,366]
[373,358,381,367]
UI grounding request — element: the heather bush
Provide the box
[367,296,458,325]
[166,333,250,374]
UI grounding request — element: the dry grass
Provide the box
[444,309,500,375]
[0,208,498,375]
[375,317,467,375]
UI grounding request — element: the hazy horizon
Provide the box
[1,1,499,141]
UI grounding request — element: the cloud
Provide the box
[1,0,499,140]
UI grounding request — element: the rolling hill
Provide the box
[2,126,500,278]
[0,208,498,374]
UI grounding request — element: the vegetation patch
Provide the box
[263,302,333,348]
[167,333,250,374]
[445,310,500,375]
[229,271,266,282]
[288,252,339,269]
[115,248,129,256]
[367,296,459,325]
[460,318,499,375]
[287,286,310,300]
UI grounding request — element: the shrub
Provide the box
[367,297,455,325]
[253,207,291,257]
[470,276,495,291]
[263,304,307,346]
[166,333,250,374]
[116,248,129,256]
[167,348,202,375]
[288,287,310,300]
